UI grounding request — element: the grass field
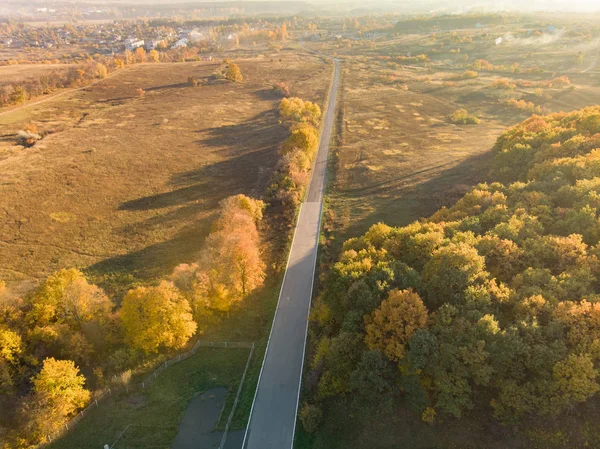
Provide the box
[0,63,71,81]
[46,347,249,449]
[317,29,600,249]
[0,52,330,295]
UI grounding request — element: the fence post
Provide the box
[142,382,145,390]
[126,385,129,394]
[95,399,98,407]
[81,411,84,418]
[225,341,228,348]
[109,388,112,396]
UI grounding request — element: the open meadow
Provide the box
[0,52,330,294]
[316,19,600,247]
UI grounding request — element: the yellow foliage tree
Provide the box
[148,49,160,63]
[120,281,196,353]
[193,195,266,312]
[364,289,428,362]
[134,47,147,63]
[23,358,90,442]
[225,62,243,82]
[552,353,600,408]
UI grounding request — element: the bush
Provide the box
[225,63,243,82]
[188,76,202,87]
[299,403,322,433]
[448,108,480,124]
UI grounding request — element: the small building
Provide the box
[495,37,503,45]
[171,38,188,49]
[124,38,144,51]
[146,40,161,51]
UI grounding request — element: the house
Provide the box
[146,40,161,51]
[124,38,144,51]
[495,37,503,45]
[172,38,188,49]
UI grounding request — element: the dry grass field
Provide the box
[319,29,600,248]
[0,62,71,81]
[0,53,331,293]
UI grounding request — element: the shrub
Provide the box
[448,108,480,124]
[225,63,243,82]
[299,403,323,433]
[188,76,201,87]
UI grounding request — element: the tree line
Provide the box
[301,106,600,439]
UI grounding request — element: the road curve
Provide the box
[242,56,340,449]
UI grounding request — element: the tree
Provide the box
[350,350,396,409]
[120,281,196,353]
[552,353,599,409]
[192,195,266,312]
[95,63,108,78]
[280,23,288,41]
[23,358,90,441]
[27,268,114,331]
[299,402,322,433]
[0,325,22,391]
[422,243,488,308]
[364,289,428,362]
[148,49,160,63]
[225,63,243,82]
[134,47,147,63]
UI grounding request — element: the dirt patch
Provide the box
[172,387,227,449]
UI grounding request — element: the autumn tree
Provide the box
[148,49,160,63]
[422,243,488,308]
[280,23,288,41]
[22,358,90,442]
[364,289,428,362]
[120,281,196,353]
[134,47,147,63]
[0,325,22,392]
[552,353,599,409]
[192,195,266,312]
[26,269,115,363]
[225,62,243,82]
[279,97,322,125]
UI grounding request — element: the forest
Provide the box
[302,106,600,435]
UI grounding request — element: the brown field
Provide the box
[0,62,71,81]
[318,30,600,248]
[0,53,331,293]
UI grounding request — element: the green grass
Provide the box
[46,276,283,448]
[47,348,249,449]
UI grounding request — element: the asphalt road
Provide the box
[242,57,340,449]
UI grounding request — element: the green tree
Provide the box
[552,353,599,409]
[422,243,488,308]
